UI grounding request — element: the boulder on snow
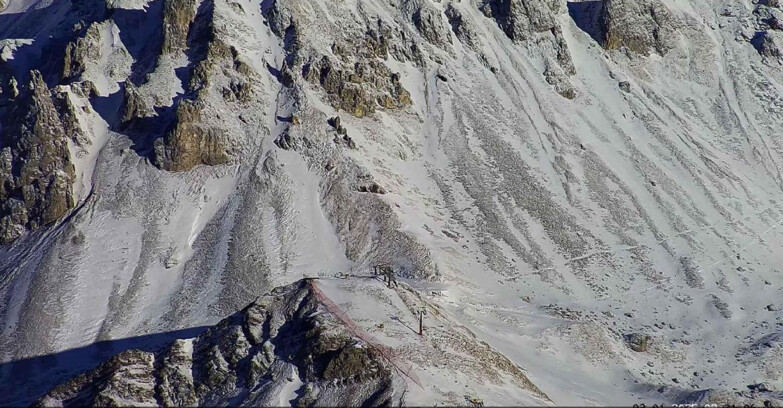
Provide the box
[624,333,650,352]
[358,182,386,194]
[748,382,776,392]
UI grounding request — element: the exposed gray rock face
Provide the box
[303,55,412,117]
[480,0,561,42]
[599,0,678,56]
[70,79,98,99]
[35,280,402,407]
[0,71,77,243]
[263,0,418,116]
[143,1,242,172]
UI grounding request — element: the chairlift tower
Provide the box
[417,306,427,335]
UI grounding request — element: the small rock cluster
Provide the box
[328,116,356,149]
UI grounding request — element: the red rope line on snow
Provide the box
[308,280,423,388]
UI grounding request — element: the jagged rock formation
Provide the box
[119,80,153,128]
[411,3,452,47]
[35,280,403,407]
[756,30,782,60]
[145,1,242,172]
[0,71,77,243]
[62,23,103,80]
[444,4,482,50]
[303,52,412,118]
[295,24,414,118]
[162,0,199,55]
[599,0,678,56]
[152,99,232,172]
[480,0,576,97]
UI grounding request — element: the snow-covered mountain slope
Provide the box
[1,0,783,405]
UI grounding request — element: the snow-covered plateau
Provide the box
[1,0,783,406]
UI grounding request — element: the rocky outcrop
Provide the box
[35,350,158,407]
[756,0,783,31]
[62,23,103,80]
[303,36,412,117]
[119,80,153,128]
[152,99,232,172]
[599,0,678,56]
[754,30,782,60]
[261,0,416,114]
[70,80,98,99]
[35,280,401,407]
[445,4,482,50]
[480,0,576,98]
[188,39,234,93]
[111,0,242,172]
[412,3,452,47]
[54,88,89,149]
[162,0,199,55]
[624,332,650,352]
[0,71,78,244]
[481,0,562,42]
